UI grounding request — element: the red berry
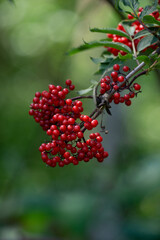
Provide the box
[123,66,129,72]
[118,76,124,82]
[68,118,75,125]
[114,98,119,104]
[77,132,83,139]
[124,94,130,100]
[76,101,82,107]
[134,83,141,91]
[66,99,72,105]
[69,85,75,90]
[129,92,135,98]
[96,136,103,142]
[125,100,132,106]
[128,14,134,19]
[114,92,120,99]
[111,71,118,79]
[91,119,98,127]
[65,79,72,86]
[113,85,119,91]
[113,64,120,71]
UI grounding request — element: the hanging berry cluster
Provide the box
[29,80,109,168]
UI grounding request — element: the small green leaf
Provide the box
[78,87,93,95]
[136,55,151,64]
[139,1,158,19]
[67,39,108,55]
[90,57,106,64]
[152,62,160,69]
[120,0,139,11]
[115,0,124,13]
[90,79,98,85]
[99,57,123,74]
[143,15,160,26]
[67,40,132,55]
[90,27,130,39]
[118,52,133,60]
[137,35,159,52]
[134,29,151,39]
[121,22,135,36]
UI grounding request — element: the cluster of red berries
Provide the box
[29,79,76,131]
[100,64,141,106]
[29,80,109,167]
[107,7,159,56]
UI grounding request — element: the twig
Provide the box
[71,95,93,101]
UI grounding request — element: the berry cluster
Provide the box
[99,64,141,106]
[29,80,76,131]
[29,80,109,168]
[107,7,159,56]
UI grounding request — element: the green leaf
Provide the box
[67,40,132,55]
[115,0,124,13]
[134,29,151,39]
[90,79,98,85]
[118,52,133,60]
[139,1,158,19]
[121,22,135,36]
[137,35,159,52]
[90,27,130,39]
[90,57,106,64]
[143,15,160,26]
[100,57,123,74]
[120,0,139,11]
[78,86,93,95]
[136,55,151,64]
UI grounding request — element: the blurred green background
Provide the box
[0,0,160,239]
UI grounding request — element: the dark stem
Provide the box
[128,70,148,87]
[71,95,93,101]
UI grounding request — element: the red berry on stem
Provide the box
[91,119,98,128]
[123,66,129,72]
[118,76,124,82]
[134,83,141,91]
[113,64,120,71]
[65,79,72,86]
[125,100,132,106]
[114,92,120,99]
[111,71,118,79]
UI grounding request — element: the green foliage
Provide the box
[137,35,159,52]
[77,86,93,95]
[143,15,160,25]
[68,39,132,55]
[121,0,139,11]
[116,0,139,13]
[90,27,131,39]
[134,29,151,39]
[118,52,133,60]
[139,0,158,19]
[136,55,151,64]
[121,21,135,36]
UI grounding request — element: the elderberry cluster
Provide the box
[99,64,141,106]
[107,7,160,56]
[29,80,109,168]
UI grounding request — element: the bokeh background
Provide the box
[0,0,160,239]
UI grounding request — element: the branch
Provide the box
[71,95,93,101]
